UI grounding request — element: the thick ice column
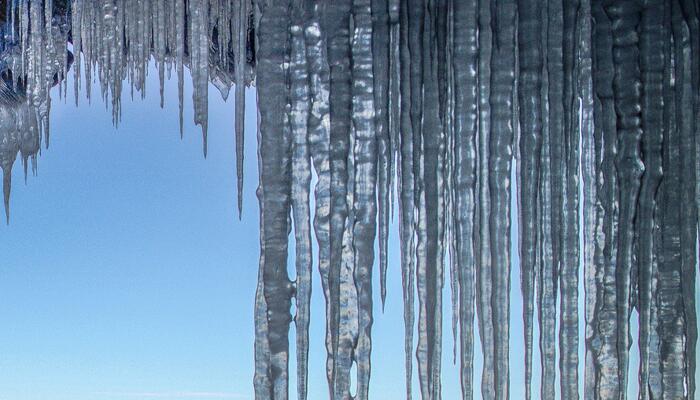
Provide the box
[516,1,543,398]
[320,0,353,394]
[288,4,312,399]
[350,0,376,398]
[254,269,273,399]
[475,0,494,397]
[253,1,293,398]
[657,4,687,393]
[560,1,581,397]
[304,1,332,398]
[590,2,621,398]
[672,1,698,397]
[537,8,557,394]
[606,3,644,398]
[451,0,478,398]
[488,1,516,399]
[637,1,665,398]
[405,2,447,398]
[577,1,598,400]
[0,107,19,223]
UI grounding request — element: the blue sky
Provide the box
[0,61,676,400]
[0,66,468,400]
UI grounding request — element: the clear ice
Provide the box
[0,0,698,399]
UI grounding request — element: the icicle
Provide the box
[155,0,166,108]
[407,0,435,399]
[371,0,391,309]
[321,0,353,394]
[451,0,478,398]
[2,2,700,399]
[388,0,400,220]
[254,268,273,400]
[637,2,664,398]
[516,0,543,398]
[234,0,249,216]
[288,3,312,399]
[489,1,516,399]
[559,1,583,398]
[176,0,185,137]
[189,0,210,156]
[303,2,332,399]
[577,2,599,400]
[397,0,416,396]
[475,0,495,397]
[414,0,445,396]
[350,1,376,397]
[445,0,458,367]
[0,135,17,224]
[253,1,293,398]
[657,3,687,394]
[71,0,82,106]
[590,2,621,398]
[537,3,557,393]
[673,1,698,397]
[607,3,644,398]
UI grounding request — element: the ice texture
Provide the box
[0,1,698,399]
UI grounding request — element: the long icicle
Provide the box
[406,0,428,397]
[536,3,557,399]
[475,0,495,397]
[578,0,597,399]
[674,1,698,397]
[560,0,581,396]
[607,3,644,398]
[289,2,313,399]
[516,0,543,398]
[350,0,377,397]
[489,1,516,399]
[590,2,621,397]
[398,0,416,396]
[546,1,568,395]
[189,0,209,156]
[371,0,391,309]
[253,1,293,398]
[303,1,333,399]
[637,1,665,398]
[657,3,686,394]
[321,0,353,395]
[415,0,445,396]
[452,0,478,398]
[537,2,557,398]
[234,0,249,216]
[3,2,700,400]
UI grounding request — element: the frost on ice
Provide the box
[1,0,699,399]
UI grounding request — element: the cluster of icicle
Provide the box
[2,0,699,399]
[1,0,254,218]
[0,0,68,222]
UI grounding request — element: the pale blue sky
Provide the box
[0,61,667,399]
[0,66,466,400]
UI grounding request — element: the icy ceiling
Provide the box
[0,0,698,399]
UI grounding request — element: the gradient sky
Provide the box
[0,61,674,400]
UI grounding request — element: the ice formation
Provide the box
[0,0,698,399]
